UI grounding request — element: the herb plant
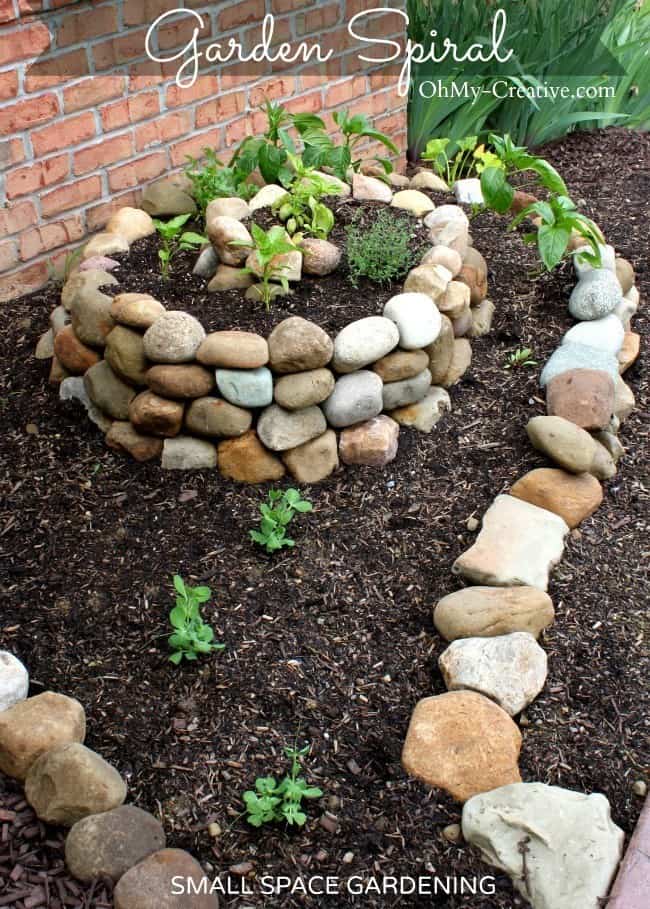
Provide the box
[346,209,423,287]
[250,488,313,553]
[504,347,538,370]
[243,745,323,828]
[153,214,207,280]
[167,575,225,665]
[229,99,295,185]
[273,158,341,238]
[233,224,298,310]
[185,148,256,217]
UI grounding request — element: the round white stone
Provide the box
[332,316,399,374]
[0,652,29,712]
[383,293,442,349]
[562,314,624,355]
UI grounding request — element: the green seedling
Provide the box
[168,575,225,665]
[250,488,313,553]
[346,208,423,287]
[232,223,298,309]
[153,214,207,280]
[243,745,323,828]
[185,148,256,218]
[504,347,538,370]
[293,109,398,181]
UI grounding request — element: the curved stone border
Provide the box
[608,795,650,909]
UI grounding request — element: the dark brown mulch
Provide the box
[0,128,648,909]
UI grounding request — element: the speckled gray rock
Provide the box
[332,317,399,373]
[323,371,384,428]
[383,293,443,349]
[257,404,326,451]
[84,361,136,421]
[382,368,432,410]
[0,653,29,713]
[540,342,619,387]
[192,245,219,278]
[215,367,273,408]
[562,314,624,355]
[143,312,206,364]
[568,269,622,320]
[573,243,616,279]
[161,437,217,470]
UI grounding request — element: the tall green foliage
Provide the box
[407,0,649,158]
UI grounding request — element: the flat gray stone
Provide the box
[161,437,217,470]
[562,314,624,355]
[568,269,622,321]
[540,342,619,387]
[382,368,431,410]
[323,371,383,428]
[257,404,326,452]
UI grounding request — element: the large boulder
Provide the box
[0,692,85,780]
[434,586,555,641]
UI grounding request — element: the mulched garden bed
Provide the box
[0,127,648,908]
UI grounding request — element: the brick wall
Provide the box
[0,0,407,302]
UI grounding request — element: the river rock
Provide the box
[618,332,640,373]
[105,207,155,244]
[207,264,253,292]
[68,283,116,348]
[434,586,555,641]
[439,633,547,715]
[106,422,163,462]
[0,652,29,713]
[205,196,250,222]
[410,170,449,192]
[113,848,219,909]
[437,280,470,319]
[546,367,615,430]
[257,404,326,451]
[613,374,635,423]
[451,305,472,338]
[59,377,112,432]
[65,804,166,883]
[562,313,624,355]
[215,366,273,408]
[61,268,117,312]
[469,299,495,338]
[129,391,184,437]
[249,183,288,211]
[161,437,217,470]
[197,331,268,369]
[590,439,617,480]
[372,350,428,382]
[382,368,431,410]
[389,172,410,188]
[540,342,619,388]
[421,245,462,276]
[339,415,399,467]
[390,386,451,433]
[207,216,252,266]
[217,431,285,483]
[192,245,219,279]
[425,314,455,384]
[424,205,469,256]
[105,326,148,386]
[0,692,85,780]
[526,415,598,473]
[83,232,129,259]
[323,371,383,428]
[352,172,393,203]
[615,256,635,295]
[301,238,341,276]
[274,369,335,410]
[143,312,205,364]
[110,294,165,329]
[391,189,435,217]
[569,269,622,320]
[458,247,488,305]
[403,264,451,301]
[50,304,71,336]
[26,743,126,826]
[185,398,252,438]
[454,177,483,204]
[383,292,443,349]
[246,248,302,283]
[141,179,196,216]
[510,468,603,528]
[452,494,569,590]
[53,326,100,374]
[35,329,54,359]
[613,295,637,330]
[441,338,472,386]
[332,316,399,373]
[402,691,521,802]
[462,783,624,909]
[84,361,136,420]
[573,243,616,279]
[146,364,214,399]
[282,430,339,483]
[268,317,333,372]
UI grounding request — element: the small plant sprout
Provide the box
[185,147,256,218]
[250,488,313,554]
[233,224,298,310]
[504,347,538,370]
[153,214,207,280]
[243,744,323,828]
[422,136,498,186]
[167,575,225,665]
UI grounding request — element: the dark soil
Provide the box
[1,128,648,909]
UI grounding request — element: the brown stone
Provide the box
[441,338,472,387]
[105,325,149,386]
[185,397,252,438]
[510,468,603,529]
[618,332,640,374]
[110,294,165,329]
[113,848,219,909]
[48,355,69,385]
[458,247,488,304]
[84,361,136,420]
[0,692,86,781]
[425,314,454,384]
[69,288,115,348]
[217,430,285,483]
[53,326,100,375]
[402,691,521,802]
[61,268,117,312]
[106,422,163,462]
[146,365,215,399]
[207,265,254,292]
[510,190,538,215]
[372,349,428,383]
[273,369,335,410]
[546,368,615,431]
[434,586,555,641]
[438,281,470,318]
[268,316,333,373]
[129,391,184,438]
[339,416,399,467]
[615,257,634,295]
[282,430,339,483]
[196,331,268,369]
[25,743,126,826]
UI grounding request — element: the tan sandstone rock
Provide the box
[113,848,219,909]
[217,431,285,483]
[0,692,86,780]
[510,468,603,529]
[197,331,268,369]
[282,430,339,483]
[106,422,163,462]
[434,586,555,641]
[129,391,184,438]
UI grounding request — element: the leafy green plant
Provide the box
[294,109,399,181]
[346,209,423,287]
[233,224,298,310]
[185,148,256,217]
[504,347,538,369]
[250,488,313,553]
[153,214,207,280]
[230,99,295,185]
[167,575,225,665]
[422,135,492,185]
[243,745,323,828]
[272,157,342,238]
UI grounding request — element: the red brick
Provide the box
[101,92,160,132]
[0,239,18,272]
[0,70,18,102]
[169,127,221,167]
[221,61,263,91]
[242,16,291,53]
[5,154,69,199]
[0,94,59,136]
[158,12,211,51]
[195,91,246,128]
[41,175,102,217]
[86,190,141,232]
[73,134,134,176]
[0,200,37,238]
[108,151,169,192]
[250,76,297,107]
[0,21,50,65]
[284,90,323,115]
[271,0,312,12]
[0,261,49,303]
[93,29,149,71]
[127,63,167,92]
[63,76,125,113]
[0,0,18,25]
[24,48,89,93]
[135,110,192,151]
[124,0,178,27]
[325,75,368,107]
[166,76,219,108]
[218,0,264,31]
[18,0,43,14]
[224,115,250,148]
[296,3,340,36]
[0,138,26,169]
[31,112,95,157]
[19,215,84,261]
[58,4,118,46]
